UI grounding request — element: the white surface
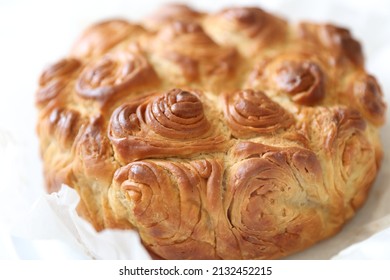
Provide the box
[332,217,390,259]
[0,0,389,259]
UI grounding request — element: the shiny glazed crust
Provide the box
[35,4,387,259]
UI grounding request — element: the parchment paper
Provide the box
[0,0,389,259]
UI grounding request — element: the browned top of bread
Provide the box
[35,4,386,259]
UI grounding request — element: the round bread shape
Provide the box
[35,4,386,259]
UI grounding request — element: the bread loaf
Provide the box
[35,4,386,259]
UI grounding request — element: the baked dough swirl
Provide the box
[112,160,205,258]
[36,58,81,105]
[145,89,210,139]
[76,49,158,101]
[227,142,326,259]
[349,73,386,125]
[108,88,229,163]
[223,89,294,137]
[203,7,287,56]
[150,21,237,88]
[143,3,203,30]
[71,19,144,58]
[273,60,325,105]
[298,23,364,67]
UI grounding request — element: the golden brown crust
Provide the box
[272,60,325,105]
[203,7,288,57]
[223,89,294,137]
[227,142,326,259]
[75,46,159,104]
[143,3,203,30]
[148,21,239,90]
[70,19,146,58]
[36,4,386,259]
[297,22,364,67]
[245,52,329,106]
[348,73,387,125]
[107,88,230,163]
[36,58,82,107]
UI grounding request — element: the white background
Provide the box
[0,0,389,260]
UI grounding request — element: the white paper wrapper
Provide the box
[9,185,151,260]
[0,0,389,260]
[332,215,390,259]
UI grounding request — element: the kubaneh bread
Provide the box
[35,4,387,259]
